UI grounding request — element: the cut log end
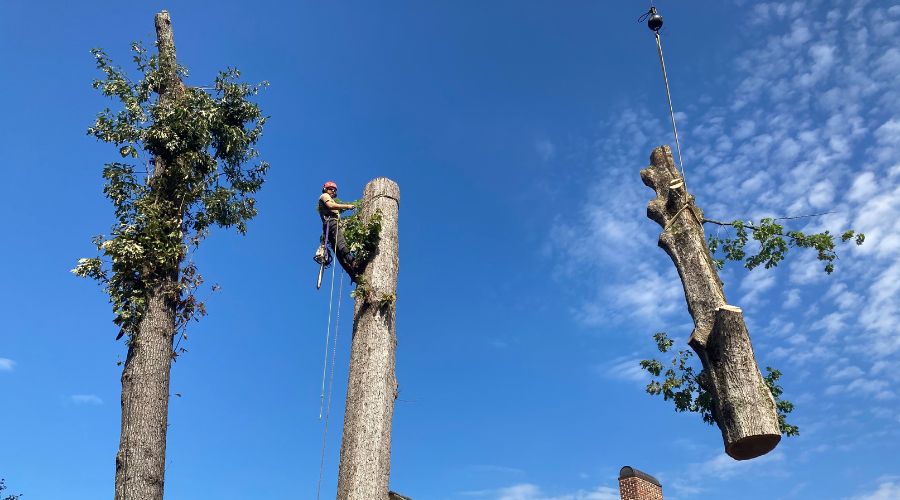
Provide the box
[726,433,781,461]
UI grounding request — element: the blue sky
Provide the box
[1,1,899,499]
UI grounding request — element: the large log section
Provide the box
[336,178,401,499]
[640,146,780,460]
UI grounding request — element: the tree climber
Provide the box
[318,181,359,280]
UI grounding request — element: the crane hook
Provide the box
[647,6,664,32]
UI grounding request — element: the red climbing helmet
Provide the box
[323,181,337,192]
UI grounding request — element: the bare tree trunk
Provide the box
[640,146,780,460]
[114,11,183,500]
[114,289,176,500]
[336,178,400,500]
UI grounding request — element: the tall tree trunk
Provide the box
[640,146,780,460]
[336,178,400,500]
[114,11,183,500]
[114,288,177,499]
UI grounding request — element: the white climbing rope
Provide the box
[318,211,350,419]
[316,262,345,499]
[654,30,688,186]
[318,226,338,420]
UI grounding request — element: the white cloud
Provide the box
[0,358,14,371]
[826,360,864,381]
[568,264,684,330]
[693,449,785,481]
[536,140,556,162]
[602,357,649,385]
[846,478,900,500]
[827,377,896,402]
[71,394,103,405]
[808,180,835,209]
[461,483,618,500]
[665,449,787,497]
[467,465,526,477]
[739,269,777,306]
[847,171,877,202]
[874,48,900,78]
[783,289,801,309]
[732,120,756,141]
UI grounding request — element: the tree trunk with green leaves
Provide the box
[640,145,780,460]
[76,7,267,498]
[114,12,182,499]
[336,178,400,500]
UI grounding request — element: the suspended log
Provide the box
[640,146,779,460]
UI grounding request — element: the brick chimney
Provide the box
[618,466,663,500]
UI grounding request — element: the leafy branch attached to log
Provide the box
[342,205,383,265]
[640,332,798,436]
[641,214,863,434]
[706,217,864,274]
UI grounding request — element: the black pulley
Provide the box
[647,7,664,32]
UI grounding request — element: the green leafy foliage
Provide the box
[73,43,268,342]
[640,332,715,424]
[706,217,864,274]
[341,207,383,265]
[640,332,798,436]
[763,367,800,437]
[0,479,22,500]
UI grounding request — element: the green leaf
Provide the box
[77,40,268,341]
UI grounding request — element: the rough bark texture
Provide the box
[704,306,780,459]
[114,289,176,500]
[640,145,779,460]
[336,178,400,500]
[114,11,182,500]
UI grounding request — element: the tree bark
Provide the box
[640,145,780,460]
[704,306,780,459]
[114,11,183,500]
[114,289,176,500]
[336,178,400,500]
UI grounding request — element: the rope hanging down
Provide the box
[316,270,344,500]
[318,216,340,419]
[641,6,687,185]
[315,216,349,498]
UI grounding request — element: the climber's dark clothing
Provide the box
[323,218,357,276]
